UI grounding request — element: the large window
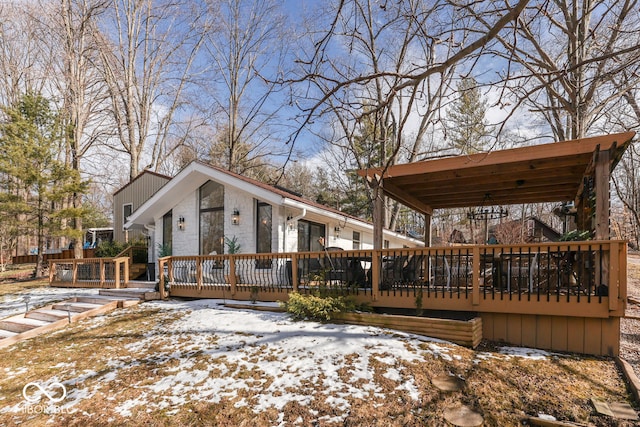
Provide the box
[256,201,272,268]
[199,181,224,255]
[298,220,326,252]
[162,211,172,255]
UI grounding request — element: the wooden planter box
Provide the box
[332,312,482,348]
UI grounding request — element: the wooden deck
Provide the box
[48,241,627,356]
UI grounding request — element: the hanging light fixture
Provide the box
[467,193,508,244]
[467,193,509,220]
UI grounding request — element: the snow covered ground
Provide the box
[1,295,556,426]
[0,287,101,319]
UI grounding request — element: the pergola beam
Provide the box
[358,132,636,249]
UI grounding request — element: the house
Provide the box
[123,161,423,268]
[52,132,635,356]
[113,170,172,244]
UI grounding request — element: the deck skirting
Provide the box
[480,312,620,356]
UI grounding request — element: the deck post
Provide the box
[291,253,299,292]
[48,261,54,285]
[609,241,619,312]
[121,258,128,288]
[72,260,78,286]
[114,259,120,289]
[168,258,174,286]
[100,259,105,287]
[472,246,480,306]
[158,258,166,299]
[197,257,203,293]
[371,250,380,301]
[620,242,628,307]
[229,255,237,296]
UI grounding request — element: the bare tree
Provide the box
[483,0,640,244]
[97,0,206,180]
[199,0,292,177]
[0,2,63,259]
[613,144,640,248]
[0,2,53,107]
[37,0,111,255]
[294,0,530,248]
[489,0,640,141]
[611,84,640,247]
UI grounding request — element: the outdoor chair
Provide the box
[323,247,368,287]
[402,254,425,282]
[381,255,408,289]
[429,255,451,289]
[505,253,538,292]
[448,255,473,288]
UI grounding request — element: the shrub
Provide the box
[283,292,349,322]
[95,240,128,258]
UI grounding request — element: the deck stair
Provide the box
[129,263,148,280]
[0,290,158,349]
[99,287,159,300]
[126,280,157,290]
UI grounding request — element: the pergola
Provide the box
[358,132,636,246]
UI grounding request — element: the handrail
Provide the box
[115,245,148,265]
[48,257,130,288]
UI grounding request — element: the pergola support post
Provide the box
[372,177,384,250]
[424,213,432,247]
[595,149,611,299]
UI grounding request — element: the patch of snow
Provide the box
[3,366,28,380]
[538,413,557,420]
[2,297,464,420]
[114,392,149,417]
[0,287,101,319]
[499,346,552,360]
[106,299,455,417]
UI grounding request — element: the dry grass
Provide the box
[0,302,637,427]
[627,253,640,298]
[0,277,48,297]
[1,258,640,426]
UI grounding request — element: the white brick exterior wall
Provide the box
[150,179,419,261]
[171,192,198,256]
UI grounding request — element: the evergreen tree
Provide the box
[314,167,341,209]
[0,93,89,275]
[447,77,491,155]
[444,77,493,242]
[338,110,394,221]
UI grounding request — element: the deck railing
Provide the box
[48,257,130,288]
[116,245,148,265]
[157,241,627,317]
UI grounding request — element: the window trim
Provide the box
[255,201,272,269]
[352,231,361,250]
[123,203,133,228]
[198,180,225,256]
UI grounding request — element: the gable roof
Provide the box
[113,169,172,197]
[124,161,413,240]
